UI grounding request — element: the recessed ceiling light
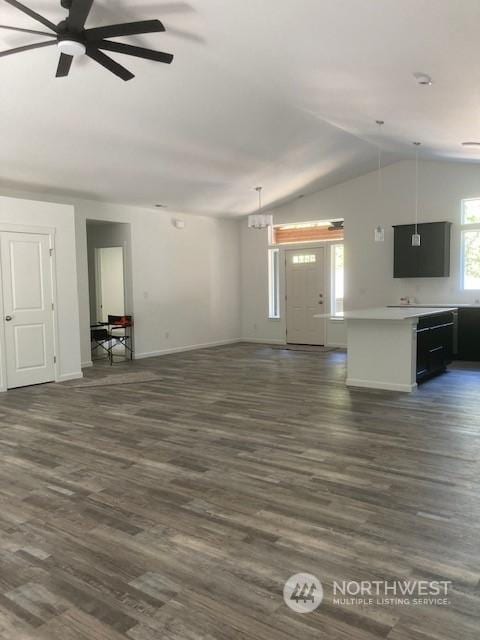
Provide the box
[413,72,433,86]
[462,142,480,147]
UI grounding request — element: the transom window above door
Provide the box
[292,254,316,264]
[271,220,344,245]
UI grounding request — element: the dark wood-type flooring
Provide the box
[0,343,479,639]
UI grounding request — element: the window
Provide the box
[462,199,480,290]
[463,199,480,224]
[292,254,316,264]
[268,248,280,318]
[331,244,344,316]
[272,220,344,245]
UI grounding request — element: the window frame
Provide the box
[331,243,344,317]
[461,199,480,291]
[268,248,280,319]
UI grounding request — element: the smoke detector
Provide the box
[413,72,433,86]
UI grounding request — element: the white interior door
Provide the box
[95,247,125,322]
[286,247,326,345]
[1,232,55,389]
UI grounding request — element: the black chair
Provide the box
[106,315,133,364]
[90,323,110,361]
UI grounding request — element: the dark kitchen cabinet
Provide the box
[393,222,452,278]
[394,224,422,278]
[457,308,480,361]
[416,312,454,382]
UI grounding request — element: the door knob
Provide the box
[5,315,12,322]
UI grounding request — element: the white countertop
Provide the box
[314,306,457,321]
[388,303,480,308]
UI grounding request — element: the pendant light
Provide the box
[248,186,273,229]
[374,120,385,242]
[412,142,421,247]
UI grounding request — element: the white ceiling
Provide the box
[2,0,480,216]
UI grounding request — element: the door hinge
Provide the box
[49,248,54,256]
[54,356,57,364]
[51,303,54,311]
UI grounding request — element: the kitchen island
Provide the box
[316,307,457,392]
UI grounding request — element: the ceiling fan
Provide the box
[0,0,174,80]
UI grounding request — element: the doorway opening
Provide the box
[95,246,125,322]
[268,219,345,347]
[86,221,133,364]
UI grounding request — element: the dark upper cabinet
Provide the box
[393,222,452,278]
[393,224,420,278]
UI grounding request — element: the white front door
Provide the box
[1,232,55,389]
[286,247,326,345]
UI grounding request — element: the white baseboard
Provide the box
[57,371,84,383]
[346,377,416,393]
[81,360,93,369]
[326,343,347,349]
[134,338,241,360]
[239,338,286,345]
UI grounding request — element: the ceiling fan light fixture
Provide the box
[57,39,86,57]
[0,0,173,80]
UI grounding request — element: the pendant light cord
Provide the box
[255,186,262,213]
[414,142,420,234]
[375,120,384,213]
[377,145,382,200]
[415,147,418,234]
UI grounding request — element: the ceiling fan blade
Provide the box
[2,0,58,32]
[0,23,55,37]
[56,52,73,77]
[87,47,134,81]
[96,40,173,64]
[85,19,165,41]
[0,39,56,57]
[68,0,94,31]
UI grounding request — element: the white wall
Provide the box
[75,201,241,366]
[241,159,480,344]
[0,196,82,381]
[0,187,242,369]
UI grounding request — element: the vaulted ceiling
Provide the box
[1,0,480,216]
